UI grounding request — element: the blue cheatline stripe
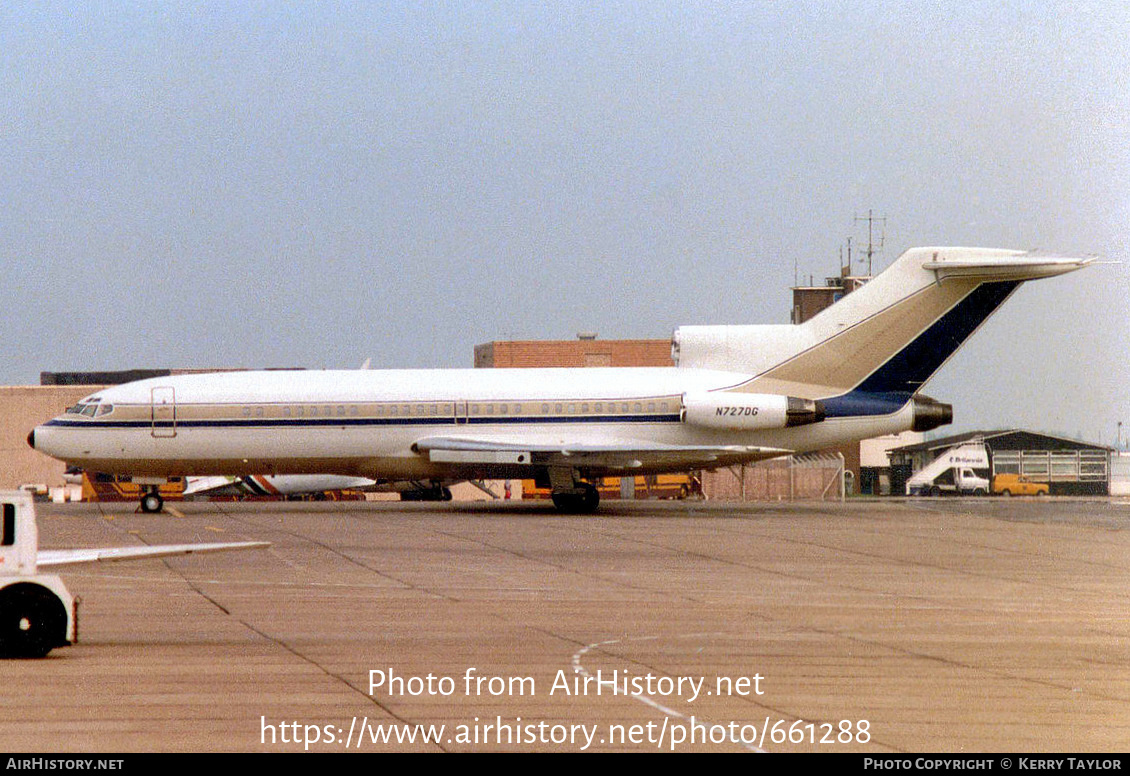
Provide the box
[44,414,684,430]
[824,280,1021,417]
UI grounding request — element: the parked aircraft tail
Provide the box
[673,248,1093,411]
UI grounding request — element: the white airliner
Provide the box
[28,247,1093,513]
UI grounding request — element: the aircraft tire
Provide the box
[140,493,164,514]
[580,483,600,512]
[0,584,68,659]
[551,484,600,514]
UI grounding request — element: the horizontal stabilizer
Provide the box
[921,250,1095,280]
[37,541,271,568]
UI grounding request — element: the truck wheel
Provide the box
[1002,489,1012,498]
[0,584,68,659]
[140,492,164,513]
[973,488,986,497]
[929,486,941,497]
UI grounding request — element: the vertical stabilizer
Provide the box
[674,247,1093,403]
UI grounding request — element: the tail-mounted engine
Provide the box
[682,393,826,430]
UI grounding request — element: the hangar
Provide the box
[887,430,1112,496]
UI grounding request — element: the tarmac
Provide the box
[2,497,1128,753]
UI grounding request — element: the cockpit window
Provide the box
[66,399,107,417]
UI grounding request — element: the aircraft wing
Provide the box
[37,541,271,568]
[413,435,791,470]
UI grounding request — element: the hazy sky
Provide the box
[2,1,1128,445]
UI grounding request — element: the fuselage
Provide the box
[29,366,914,482]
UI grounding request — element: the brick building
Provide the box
[474,335,672,368]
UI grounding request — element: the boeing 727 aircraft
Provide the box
[28,247,1093,512]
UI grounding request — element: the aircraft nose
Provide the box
[27,429,35,449]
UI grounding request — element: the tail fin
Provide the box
[674,247,1093,402]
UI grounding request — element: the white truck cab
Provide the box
[0,492,76,657]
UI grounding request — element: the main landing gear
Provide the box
[400,483,453,502]
[551,482,600,513]
[548,467,600,513]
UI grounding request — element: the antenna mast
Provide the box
[854,209,886,276]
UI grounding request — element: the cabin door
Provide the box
[150,386,177,438]
[453,400,469,425]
